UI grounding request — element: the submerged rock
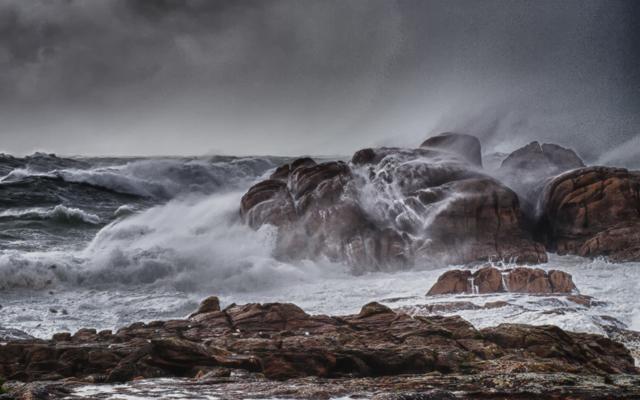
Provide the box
[240,134,546,269]
[427,267,576,295]
[538,166,640,261]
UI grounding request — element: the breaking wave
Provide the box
[0,191,340,293]
[0,205,101,225]
[1,156,279,199]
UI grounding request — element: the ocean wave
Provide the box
[0,191,340,292]
[0,157,277,199]
[0,205,101,225]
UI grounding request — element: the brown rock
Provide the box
[239,179,296,229]
[269,157,317,180]
[548,270,577,293]
[538,166,640,261]
[241,142,546,269]
[566,294,595,307]
[427,267,576,295]
[474,267,503,294]
[0,298,637,384]
[497,141,585,215]
[189,296,221,318]
[426,270,472,295]
[358,302,394,318]
[506,267,551,293]
[421,178,548,265]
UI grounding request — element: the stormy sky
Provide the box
[0,0,638,161]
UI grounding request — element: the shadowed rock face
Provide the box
[501,141,585,174]
[427,267,576,295]
[240,134,547,269]
[421,132,483,167]
[498,141,585,215]
[538,166,640,261]
[0,297,635,384]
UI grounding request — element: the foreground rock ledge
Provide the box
[0,297,636,386]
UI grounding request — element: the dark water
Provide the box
[0,152,282,252]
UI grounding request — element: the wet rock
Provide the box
[420,178,547,265]
[420,132,483,167]
[501,141,584,175]
[241,139,546,269]
[538,166,640,261]
[51,333,71,342]
[426,270,471,295]
[506,267,551,293]
[400,301,481,314]
[481,323,635,374]
[427,267,576,295]
[189,296,220,317]
[358,302,394,318]
[498,141,584,213]
[13,373,640,400]
[566,294,597,307]
[0,298,635,384]
[269,157,316,181]
[484,300,509,309]
[0,328,34,342]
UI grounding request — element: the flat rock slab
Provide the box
[0,297,636,385]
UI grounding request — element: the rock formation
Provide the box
[240,134,547,269]
[0,297,635,385]
[538,166,640,261]
[420,132,483,167]
[501,141,585,175]
[497,141,585,215]
[427,267,576,295]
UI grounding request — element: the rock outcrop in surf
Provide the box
[538,166,640,261]
[241,133,640,264]
[427,266,576,295]
[496,141,585,215]
[240,134,547,269]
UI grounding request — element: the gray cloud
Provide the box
[0,0,637,160]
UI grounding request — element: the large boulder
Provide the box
[538,166,640,261]
[497,141,585,215]
[240,135,547,269]
[427,267,576,295]
[417,177,547,264]
[501,141,585,174]
[420,132,483,167]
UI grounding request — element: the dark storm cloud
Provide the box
[0,0,637,160]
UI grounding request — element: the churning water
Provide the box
[0,152,638,368]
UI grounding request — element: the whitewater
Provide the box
[0,152,639,366]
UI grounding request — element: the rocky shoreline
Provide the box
[0,295,639,399]
[2,133,640,398]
